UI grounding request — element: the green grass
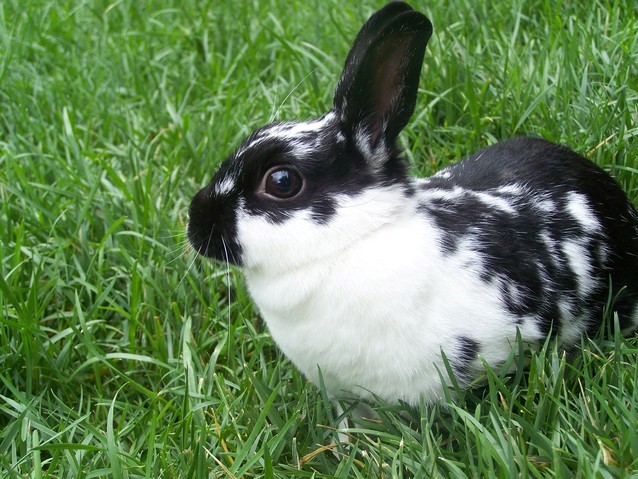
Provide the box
[1,0,637,477]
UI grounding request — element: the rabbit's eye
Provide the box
[263,167,304,199]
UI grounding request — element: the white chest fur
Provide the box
[241,199,543,405]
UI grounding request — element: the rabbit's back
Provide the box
[417,137,638,338]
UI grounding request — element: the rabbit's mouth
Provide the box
[187,187,243,266]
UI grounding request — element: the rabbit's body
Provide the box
[188,2,638,407]
[240,135,638,405]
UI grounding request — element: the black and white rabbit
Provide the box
[188,2,638,407]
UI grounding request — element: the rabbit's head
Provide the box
[187,2,432,273]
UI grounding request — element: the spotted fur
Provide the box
[187,2,638,406]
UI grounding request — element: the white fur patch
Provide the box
[353,126,389,167]
[238,112,337,156]
[432,168,451,180]
[471,191,517,214]
[418,186,517,214]
[418,186,464,202]
[565,191,600,232]
[532,196,556,213]
[214,175,235,196]
[561,239,595,297]
[539,230,554,251]
[556,299,586,345]
[539,229,561,268]
[495,184,525,196]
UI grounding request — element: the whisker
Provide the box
[221,237,233,329]
[165,228,194,264]
[158,231,188,240]
[172,247,199,296]
[166,243,191,266]
[172,224,213,295]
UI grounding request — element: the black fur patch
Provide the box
[418,137,638,336]
[452,336,480,379]
[310,197,337,224]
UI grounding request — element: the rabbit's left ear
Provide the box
[333,3,432,155]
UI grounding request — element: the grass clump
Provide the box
[1,0,637,477]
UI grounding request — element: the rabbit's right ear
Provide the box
[333,2,432,159]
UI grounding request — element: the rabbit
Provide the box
[187,1,638,408]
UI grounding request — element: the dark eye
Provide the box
[263,167,304,199]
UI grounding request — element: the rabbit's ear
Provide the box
[333,3,432,155]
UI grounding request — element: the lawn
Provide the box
[1,0,637,477]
